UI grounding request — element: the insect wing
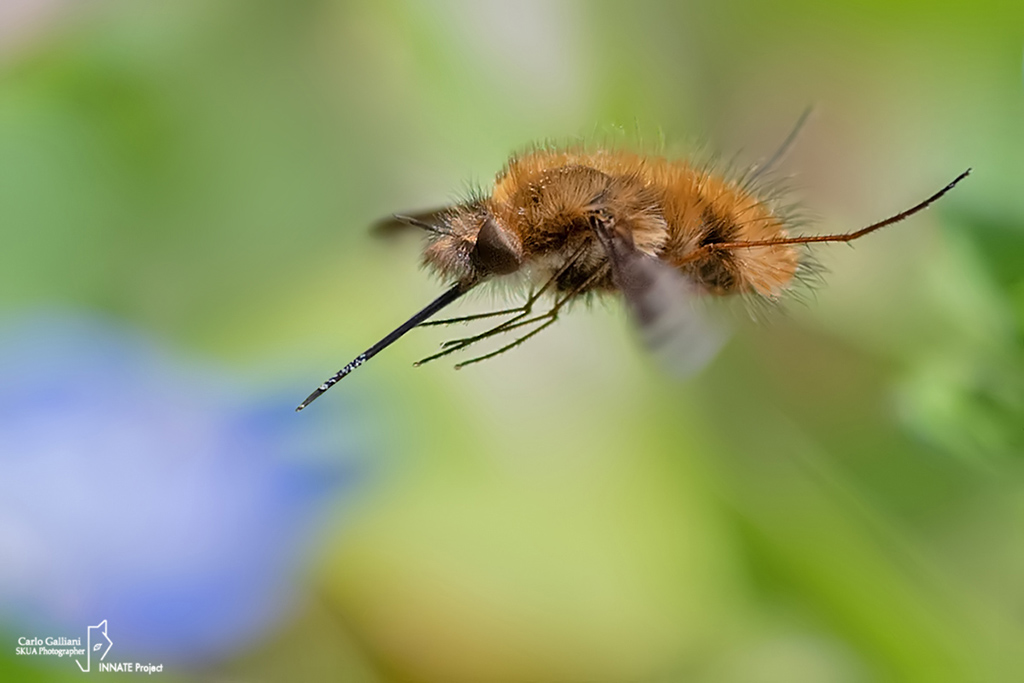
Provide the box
[605,231,728,377]
[370,207,452,238]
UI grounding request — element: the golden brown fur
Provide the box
[423,146,800,300]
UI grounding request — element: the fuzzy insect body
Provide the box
[425,148,799,300]
[296,130,969,411]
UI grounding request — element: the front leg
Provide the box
[413,241,592,365]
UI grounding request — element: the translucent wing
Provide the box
[370,207,453,238]
[595,221,728,377]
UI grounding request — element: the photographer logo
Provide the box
[15,620,164,674]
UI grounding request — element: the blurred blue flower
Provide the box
[0,311,361,663]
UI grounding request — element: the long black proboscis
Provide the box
[295,282,468,412]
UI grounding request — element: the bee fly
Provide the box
[296,115,969,411]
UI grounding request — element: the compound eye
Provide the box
[470,217,522,275]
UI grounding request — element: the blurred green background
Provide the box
[2,0,1023,681]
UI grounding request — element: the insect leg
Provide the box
[747,106,814,183]
[677,169,971,263]
[413,313,550,366]
[451,264,612,369]
[413,241,592,364]
[416,290,536,327]
[452,318,558,369]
